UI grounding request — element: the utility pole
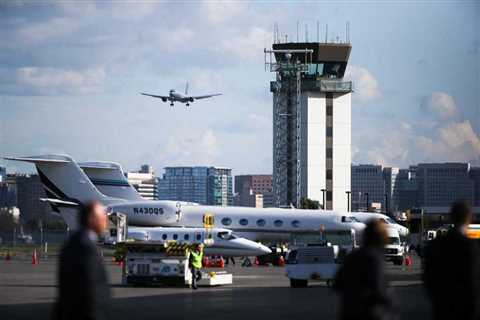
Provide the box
[384,193,389,215]
[346,191,351,212]
[364,192,370,212]
[321,189,326,210]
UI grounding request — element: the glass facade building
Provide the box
[158,166,233,206]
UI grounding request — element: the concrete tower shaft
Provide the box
[266,41,352,210]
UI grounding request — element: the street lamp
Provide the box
[364,192,369,212]
[345,191,351,212]
[384,193,389,215]
[321,189,326,210]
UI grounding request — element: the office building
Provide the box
[472,167,480,207]
[351,165,384,211]
[267,40,352,210]
[126,167,158,200]
[416,163,475,207]
[383,167,399,213]
[234,175,273,208]
[158,166,233,206]
[15,174,50,223]
[0,166,5,183]
[395,167,418,211]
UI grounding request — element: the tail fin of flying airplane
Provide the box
[79,161,143,201]
[185,81,189,95]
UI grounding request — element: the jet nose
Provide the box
[256,243,272,255]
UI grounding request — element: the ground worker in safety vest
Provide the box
[189,243,204,290]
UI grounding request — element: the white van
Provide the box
[384,227,404,265]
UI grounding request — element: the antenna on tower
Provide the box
[317,20,320,42]
[305,24,308,42]
[346,21,350,43]
[325,24,328,43]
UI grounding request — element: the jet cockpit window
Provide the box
[173,234,178,240]
[274,220,283,227]
[217,231,235,240]
[184,234,189,240]
[221,217,232,226]
[256,219,266,227]
[239,218,249,226]
[162,234,167,240]
[291,220,300,228]
[196,234,201,241]
[341,216,360,223]
[386,217,396,224]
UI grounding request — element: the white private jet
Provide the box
[140,82,221,107]
[127,227,271,257]
[5,155,365,245]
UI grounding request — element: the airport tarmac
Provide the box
[0,255,430,320]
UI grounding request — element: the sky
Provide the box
[0,0,479,175]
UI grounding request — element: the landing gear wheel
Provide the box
[290,278,308,288]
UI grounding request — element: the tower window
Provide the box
[326,126,333,137]
[326,169,332,180]
[326,191,333,201]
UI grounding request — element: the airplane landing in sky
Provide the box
[140,82,221,107]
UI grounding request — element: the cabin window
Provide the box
[173,234,178,240]
[239,218,249,226]
[256,219,266,227]
[221,217,232,226]
[196,234,201,241]
[162,234,167,240]
[274,220,283,227]
[291,220,300,228]
[184,234,189,240]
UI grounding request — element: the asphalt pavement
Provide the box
[0,255,430,320]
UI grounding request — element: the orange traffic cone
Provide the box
[32,249,38,265]
[254,257,259,266]
[278,255,285,267]
[219,257,225,268]
[5,250,11,261]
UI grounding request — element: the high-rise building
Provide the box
[472,167,480,207]
[416,163,475,207]
[234,175,273,208]
[125,169,158,200]
[0,166,6,183]
[383,167,399,212]
[395,167,418,210]
[351,165,384,211]
[158,166,233,206]
[267,40,352,210]
[15,174,50,223]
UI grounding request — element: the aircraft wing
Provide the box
[191,93,222,100]
[140,93,169,99]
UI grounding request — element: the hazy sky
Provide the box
[0,0,479,174]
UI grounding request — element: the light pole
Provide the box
[345,191,351,212]
[384,193,389,215]
[364,192,369,212]
[321,189,326,210]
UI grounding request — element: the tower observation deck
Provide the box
[265,41,352,210]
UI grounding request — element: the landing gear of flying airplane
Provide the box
[170,103,174,107]
[186,103,190,107]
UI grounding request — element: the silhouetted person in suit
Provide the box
[52,201,110,320]
[334,219,391,320]
[424,200,479,320]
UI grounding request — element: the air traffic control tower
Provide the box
[265,41,352,210]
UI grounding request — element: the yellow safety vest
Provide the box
[190,250,203,269]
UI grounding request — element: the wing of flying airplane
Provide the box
[140,93,169,100]
[190,93,222,100]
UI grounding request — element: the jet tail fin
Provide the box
[4,155,121,206]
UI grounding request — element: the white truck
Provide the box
[384,227,405,265]
[285,244,342,288]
